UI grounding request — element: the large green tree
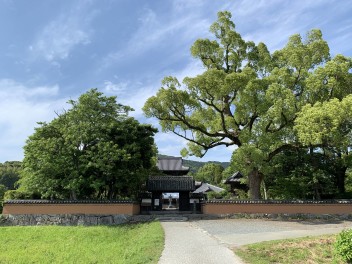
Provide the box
[263,148,339,199]
[0,184,6,212]
[195,163,224,185]
[143,11,352,199]
[19,89,157,200]
[295,94,352,194]
[0,161,21,190]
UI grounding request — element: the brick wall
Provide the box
[202,200,352,215]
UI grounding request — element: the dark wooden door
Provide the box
[179,191,190,211]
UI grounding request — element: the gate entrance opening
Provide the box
[162,192,179,210]
[148,175,195,211]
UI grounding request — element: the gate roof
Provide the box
[147,176,195,192]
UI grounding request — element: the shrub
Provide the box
[335,229,352,263]
[4,189,40,200]
[0,184,6,213]
[207,190,232,199]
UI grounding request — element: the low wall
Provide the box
[3,199,352,225]
[2,200,140,215]
[0,214,156,226]
[202,200,352,215]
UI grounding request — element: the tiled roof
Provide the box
[206,199,352,204]
[147,176,195,191]
[3,200,137,204]
[223,171,244,184]
[193,183,225,194]
[157,157,189,172]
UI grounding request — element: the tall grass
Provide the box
[0,222,164,264]
[235,234,344,264]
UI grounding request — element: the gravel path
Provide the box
[158,221,244,264]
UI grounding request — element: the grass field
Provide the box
[0,221,164,264]
[234,234,344,264]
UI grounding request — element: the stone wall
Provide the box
[0,214,156,226]
[2,200,140,215]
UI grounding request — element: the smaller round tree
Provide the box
[19,89,157,200]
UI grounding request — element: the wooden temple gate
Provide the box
[147,176,195,211]
[142,157,198,212]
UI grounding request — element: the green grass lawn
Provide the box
[0,221,164,264]
[234,234,344,264]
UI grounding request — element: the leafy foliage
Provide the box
[195,163,224,184]
[4,189,40,200]
[0,184,6,212]
[335,229,352,263]
[295,96,352,148]
[144,11,352,199]
[207,189,232,199]
[265,149,338,199]
[0,161,21,190]
[0,162,22,212]
[294,95,352,195]
[19,89,157,200]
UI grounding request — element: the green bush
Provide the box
[0,184,6,213]
[335,229,352,263]
[4,189,39,200]
[207,190,232,199]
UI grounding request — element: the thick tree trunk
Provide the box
[336,166,347,194]
[107,180,117,200]
[248,169,264,200]
[70,190,77,200]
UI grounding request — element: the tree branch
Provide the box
[266,144,300,162]
[172,130,235,157]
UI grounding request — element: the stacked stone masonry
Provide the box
[2,200,140,215]
[0,214,159,226]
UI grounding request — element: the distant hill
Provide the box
[158,154,230,174]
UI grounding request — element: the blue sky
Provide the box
[0,0,351,163]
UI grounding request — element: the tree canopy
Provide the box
[195,163,224,185]
[143,11,352,199]
[19,89,157,200]
[0,161,21,190]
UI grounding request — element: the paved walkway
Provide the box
[192,219,352,247]
[158,221,245,264]
[158,219,352,264]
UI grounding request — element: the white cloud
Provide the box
[171,0,204,12]
[224,0,337,51]
[103,80,128,94]
[0,79,60,98]
[172,60,204,83]
[120,86,157,118]
[154,132,187,157]
[29,1,96,62]
[101,7,211,70]
[101,78,157,119]
[103,58,205,120]
[0,79,67,161]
